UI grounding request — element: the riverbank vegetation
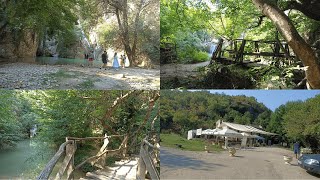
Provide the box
[160,90,320,153]
[160,0,320,89]
[0,90,159,178]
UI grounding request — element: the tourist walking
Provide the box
[293,141,300,159]
[100,50,108,70]
[88,51,94,67]
[113,52,120,70]
[121,54,126,68]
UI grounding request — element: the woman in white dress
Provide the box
[113,52,120,70]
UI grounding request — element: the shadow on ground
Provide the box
[160,148,225,171]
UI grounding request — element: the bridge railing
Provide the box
[136,138,160,180]
[37,138,76,180]
[210,38,296,65]
[37,134,125,180]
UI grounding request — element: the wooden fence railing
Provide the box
[37,134,125,180]
[136,138,160,180]
[210,38,296,65]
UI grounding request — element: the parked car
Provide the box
[298,154,320,174]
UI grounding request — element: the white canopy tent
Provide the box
[202,129,218,135]
[214,128,243,149]
[214,128,243,137]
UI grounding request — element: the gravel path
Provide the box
[0,63,160,90]
[161,61,210,78]
[160,146,320,179]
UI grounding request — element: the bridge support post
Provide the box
[66,138,75,180]
[137,144,147,180]
[93,134,109,168]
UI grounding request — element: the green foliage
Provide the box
[160,90,271,134]
[282,96,320,152]
[200,64,255,89]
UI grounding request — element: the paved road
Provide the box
[160,147,320,179]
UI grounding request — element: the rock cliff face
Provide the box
[0,30,38,62]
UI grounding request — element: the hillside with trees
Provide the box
[160,90,271,134]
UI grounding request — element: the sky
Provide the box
[205,90,320,111]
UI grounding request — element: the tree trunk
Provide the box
[252,0,320,89]
[115,4,137,67]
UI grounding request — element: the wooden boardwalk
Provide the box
[37,135,159,180]
[80,158,138,180]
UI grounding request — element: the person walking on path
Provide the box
[100,51,108,70]
[121,54,126,68]
[293,141,300,159]
[88,51,94,67]
[113,52,120,70]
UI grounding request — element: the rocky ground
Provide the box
[0,63,160,90]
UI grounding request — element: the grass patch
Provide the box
[77,79,95,89]
[50,69,78,78]
[160,133,223,152]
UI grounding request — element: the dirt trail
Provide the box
[161,146,320,179]
[161,61,210,78]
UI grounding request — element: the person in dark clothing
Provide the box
[100,51,108,70]
[293,141,300,159]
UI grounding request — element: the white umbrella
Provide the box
[214,128,243,138]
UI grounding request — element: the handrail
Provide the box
[66,135,124,141]
[38,134,125,180]
[143,139,160,150]
[37,140,73,180]
[137,138,160,180]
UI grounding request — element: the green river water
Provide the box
[0,139,85,179]
[0,139,55,179]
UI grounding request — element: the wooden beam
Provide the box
[210,38,224,65]
[235,40,246,63]
[66,135,124,141]
[37,141,73,180]
[140,145,160,180]
[54,141,76,180]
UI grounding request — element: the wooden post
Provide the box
[93,134,109,168]
[122,135,128,157]
[210,38,224,65]
[234,40,237,59]
[235,40,246,63]
[55,138,75,180]
[137,144,147,180]
[140,144,160,180]
[66,139,75,180]
[255,41,260,59]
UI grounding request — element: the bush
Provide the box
[200,63,255,89]
[192,51,209,63]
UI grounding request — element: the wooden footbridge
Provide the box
[37,134,160,180]
[209,38,297,66]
